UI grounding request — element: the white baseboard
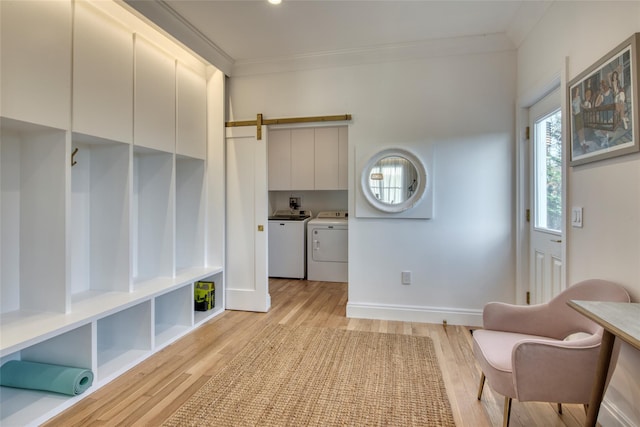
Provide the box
[346,302,483,327]
[599,397,635,427]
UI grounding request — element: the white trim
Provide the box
[599,398,635,427]
[233,33,514,76]
[346,302,483,327]
[122,0,234,76]
[515,69,565,305]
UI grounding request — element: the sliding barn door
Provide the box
[225,126,270,312]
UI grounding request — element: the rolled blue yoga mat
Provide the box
[0,360,94,396]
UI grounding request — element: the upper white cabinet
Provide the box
[338,126,348,189]
[134,36,176,153]
[267,126,348,191]
[291,128,315,190]
[176,63,207,160]
[268,129,292,190]
[268,128,314,191]
[314,126,348,190]
[0,0,71,129]
[73,1,133,143]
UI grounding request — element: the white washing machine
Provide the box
[268,210,311,279]
[307,211,348,282]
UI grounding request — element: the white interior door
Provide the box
[529,89,565,304]
[225,126,270,312]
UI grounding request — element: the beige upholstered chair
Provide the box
[473,279,630,427]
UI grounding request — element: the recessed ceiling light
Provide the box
[268,0,282,4]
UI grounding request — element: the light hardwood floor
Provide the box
[44,279,589,426]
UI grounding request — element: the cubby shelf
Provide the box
[0,267,224,357]
[0,386,84,427]
[0,269,224,427]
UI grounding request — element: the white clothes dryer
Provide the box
[307,211,348,282]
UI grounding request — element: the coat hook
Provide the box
[71,147,79,166]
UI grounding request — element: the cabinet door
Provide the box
[73,2,133,143]
[268,129,292,190]
[176,63,207,160]
[291,128,315,190]
[338,126,349,189]
[134,36,175,153]
[0,0,71,129]
[314,127,340,190]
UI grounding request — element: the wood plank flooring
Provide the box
[44,279,589,426]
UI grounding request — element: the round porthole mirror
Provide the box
[361,148,427,213]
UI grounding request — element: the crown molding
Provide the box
[123,0,234,76]
[231,33,515,77]
[122,1,516,78]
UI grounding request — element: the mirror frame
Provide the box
[361,148,427,213]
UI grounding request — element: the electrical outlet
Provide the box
[401,271,411,285]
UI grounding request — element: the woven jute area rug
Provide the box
[163,325,456,426]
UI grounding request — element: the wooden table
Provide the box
[568,300,640,427]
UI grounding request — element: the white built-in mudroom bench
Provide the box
[0,1,226,425]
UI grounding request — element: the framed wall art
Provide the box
[568,33,639,166]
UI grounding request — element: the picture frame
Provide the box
[568,33,640,166]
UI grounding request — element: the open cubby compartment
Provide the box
[193,270,224,325]
[0,324,93,427]
[154,285,193,349]
[1,118,68,315]
[70,133,131,304]
[176,155,206,272]
[96,301,152,382]
[133,146,175,285]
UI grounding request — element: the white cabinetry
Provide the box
[73,1,133,143]
[155,286,192,348]
[134,36,176,153]
[176,63,207,160]
[71,134,131,298]
[0,2,225,426]
[0,0,71,129]
[291,128,315,190]
[1,120,68,314]
[133,148,175,282]
[338,126,348,189]
[176,157,206,271]
[267,129,292,191]
[267,126,348,191]
[314,126,348,190]
[97,301,152,381]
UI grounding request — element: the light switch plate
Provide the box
[571,207,583,228]
[402,271,411,285]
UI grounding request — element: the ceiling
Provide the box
[125,0,552,75]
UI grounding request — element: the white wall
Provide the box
[518,2,640,425]
[229,48,517,326]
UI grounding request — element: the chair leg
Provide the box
[503,396,512,427]
[477,372,486,400]
[557,403,562,414]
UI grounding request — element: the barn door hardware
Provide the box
[226,113,352,140]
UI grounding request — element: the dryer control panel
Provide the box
[316,211,348,219]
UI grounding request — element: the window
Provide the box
[534,108,562,233]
